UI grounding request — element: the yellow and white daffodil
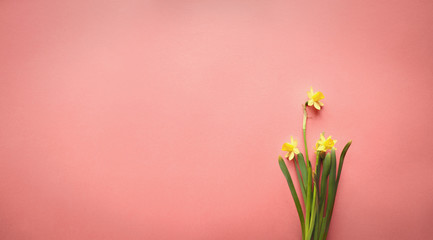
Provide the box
[315,133,337,152]
[282,136,300,160]
[307,87,325,110]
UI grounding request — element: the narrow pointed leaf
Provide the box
[320,153,331,204]
[320,149,337,240]
[305,163,312,235]
[313,181,320,240]
[278,156,305,237]
[294,159,307,204]
[297,153,308,187]
[307,184,317,239]
[315,153,322,196]
[336,141,352,188]
[317,153,331,239]
[323,141,352,239]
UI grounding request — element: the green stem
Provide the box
[307,184,317,240]
[304,166,312,238]
[314,153,322,240]
[302,103,310,240]
[302,104,310,163]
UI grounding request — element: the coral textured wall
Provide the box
[1,1,433,239]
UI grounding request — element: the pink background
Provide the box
[1,1,433,239]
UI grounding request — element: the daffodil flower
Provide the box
[307,87,325,110]
[315,133,337,152]
[282,136,300,160]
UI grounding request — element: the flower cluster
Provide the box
[282,88,337,159]
[278,87,352,240]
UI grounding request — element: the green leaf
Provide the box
[336,141,352,188]
[305,162,312,235]
[319,149,337,240]
[314,153,322,240]
[278,156,305,238]
[306,183,318,240]
[315,153,322,196]
[320,153,331,204]
[294,159,307,205]
[323,141,352,239]
[317,153,331,240]
[297,153,308,188]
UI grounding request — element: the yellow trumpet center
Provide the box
[312,92,324,102]
[324,139,334,149]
